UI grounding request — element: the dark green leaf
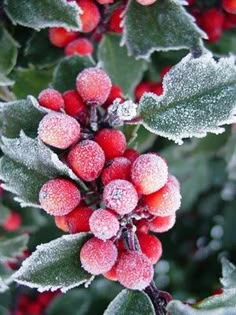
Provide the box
[0,26,18,75]
[0,234,29,262]
[0,74,14,87]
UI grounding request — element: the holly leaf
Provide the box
[98,33,147,96]
[0,132,85,208]
[0,234,29,262]
[0,74,14,87]
[51,55,95,92]
[122,0,206,59]
[103,290,155,315]
[139,53,236,144]
[13,233,93,292]
[4,0,82,31]
[0,262,14,293]
[220,258,236,289]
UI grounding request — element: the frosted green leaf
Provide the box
[122,0,206,59]
[0,262,14,293]
[140,53,236,144]
[220,258,236,289]
[98,33,147,96]
[4,0,82,31]
[0,132,85,207]
[103,290,155,315]
[0,74,14,87]
[196,289,236,310]
[0,235,29,262]
[13,233,93,292]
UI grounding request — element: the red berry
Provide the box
[131,153,168,195]
[38,113,80,149]
[39,178,81,216]
[38,88,64,111]
[103,85,123,109]
[65,38,94,56]
[108,6,125,33]
[103,263,118,281]
[68,140,105,181]
[223,0,236,13]
[77,0,101,33]
[101,157,131,185]
[137,233,162,264]
[95,128,127,160]
[160,65,172,79]
[136,0,157,5]
[116,251,154,290]
[201,9,224,42]
[97,0,113,4]
[76,68,112,105]
[144,176,181,216]
[150,83,163,96]
[135,82,152,101]
[55,216,69,232]
[3,211,21,231]
[27,303,42,315]
[136,219,149,234]
[49,27,78,47]
[80,237,118,275]
[89,209,120,240]
[149,214,176,233]
[123,149,140,163]
[63,90,88,123]
[103,179,138,215]
[67,206,93,233]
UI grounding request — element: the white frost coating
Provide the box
[220,258,236,289]
[140,53,236,144]
[29,95,52,114]
[108,99,138,123]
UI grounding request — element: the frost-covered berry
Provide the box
[49,27,78,47]
[123,149,140,163]
[149,215,176,233]
[38,88,64,111]
[137,233,162,264]
[223,0,236,13]
[131,153,168,195]
[65,38,93,56]
[39,179,81,216]
[63,90,88,122]
[136,0,157,5]
[76,68,112,105]
[95,128,126,160]
[67,140,105,181]
[144,176,181,216]
[103,179,138,215]
[38,113,80,149]
[89,209,119,240]
[108,6,124,33]
[67,206,93,233]
[101,157,131,185]
[77,0,101,33]
[80,237,118,275]
[3,211,22,231]
[116,251,154,290]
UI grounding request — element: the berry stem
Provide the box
[90,104,98,131]
[145,282,172,315]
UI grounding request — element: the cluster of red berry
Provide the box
[188,0,236,42]
[36,67,181,290]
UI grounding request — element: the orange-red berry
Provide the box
[108,6,125,33]
[65,38,93,56]
[149,214,176,233]
[137,233,162,264]
[3,211,22,231]
[49,27,78,47]
[63,90,88,123]
[223,0,236,13]
[123,149,140,163]
[77,0,101,33]
[101,157,131,185]
[38,88,64,111]
[67,206,93,233]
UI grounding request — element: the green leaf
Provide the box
[0,132,84,207]
[222,202,236,249]
[98,33,147,96]
[0,26,18,75]
[13,233,92,292]
[196,289,236,310]
[220,258,236,289]
[0,261,14,292]
[4,0,82,31]
[139,53,236,144]
[0,96,44,138]
[51,55,95,93]
[0,74,14,87]
[0,205,10,224]
[103,290,155,315]
[0,234,29,262]
[122,0,205,59]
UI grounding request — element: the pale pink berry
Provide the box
[149,215,176,233]
[136,0,157,5]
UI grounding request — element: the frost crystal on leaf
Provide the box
[139,53,236,144]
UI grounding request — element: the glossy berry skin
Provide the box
[65,38,93,56]
[149,214,176,233]
[135,82,152,101]
[103,263,118,281]
[103,85,123,109]
[116,251,154,290]
[38,113,81,149]
[223,0,236,13]
[76,68,112,105]
[150,83,163,96]
[123,149,140,163]
[95,128,126,160]
[3,211,22,231]
[39,178,81,216]
[49,27,78,47]
[63,90,88,122]
[137,233,162,264]
[108,6,125,33]
[201,9,224,42]
[55,216,69,232]
[77,0,101,33]
[38,88,64,111]
[68,140,105,181]
[89,209,119,240]
[131,153,168,195]
[101,157,131,185]
[144,176,181,216]
[80,237,118,275]
[103,179,138,215]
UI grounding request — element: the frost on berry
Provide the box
[38,113,80,149]
[89,209,120,240]
[95,128,127,160]
[39,178,81,216]
[38,89,64,111]
[103,180,138,215]
[80,237,118,275]
[101,157,131,185]
[144,176,181,216]
[137,233,163,264]
[67,206,93,233]
[77,0,101,33]
[67,140,105,181]
[76,68,112,105]
[136,0,157,5]
[131,153,168,195]
[116,251,154,290]
[149,214,176,233]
